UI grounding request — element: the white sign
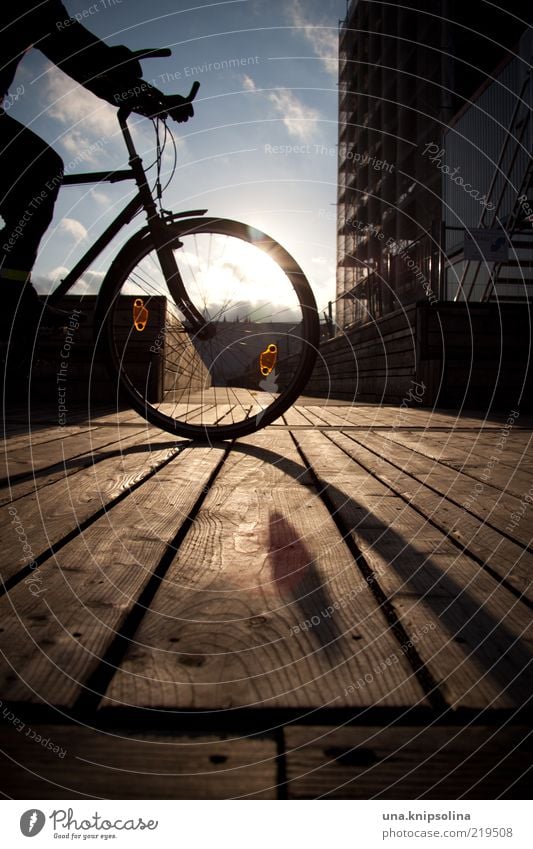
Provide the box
[464,228,509,261]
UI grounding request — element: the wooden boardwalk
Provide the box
[0,401,532,799]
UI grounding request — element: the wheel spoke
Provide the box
[104,219,318,438]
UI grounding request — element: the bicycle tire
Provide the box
[95,217,320,440]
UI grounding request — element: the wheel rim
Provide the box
[102,219,319,438]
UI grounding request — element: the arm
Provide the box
[33,1,194,121]
[36,0,155,107]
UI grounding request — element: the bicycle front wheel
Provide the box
[97,217,320,440]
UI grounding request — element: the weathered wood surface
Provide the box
[0,724,276,799]
[0,427,184,581]
[297,408,533,600]
[0,410,145,483]
[0,402,531,798]
[284,724,533,799]
[0,443,226,706]
[103,429,424,712]
[283,425,532,710]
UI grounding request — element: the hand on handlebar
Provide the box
[129,86,195,123]
[165,93,195,124]
[111,49,199,123]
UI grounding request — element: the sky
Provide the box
[7,0,347,313]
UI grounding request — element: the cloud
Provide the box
[60,130,106,165]
[71,269,105,294]
[243,75,319,140]
[45,266,104,295]
[243,74,257,92]
[41,63,155,165]
[47,266,69,285]
[267,88,320,139]
[289,0,339,75]
[57,218,88,243]
[90,188,112,205]
[43,63,118,140]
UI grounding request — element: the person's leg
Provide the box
[0,111,64,334]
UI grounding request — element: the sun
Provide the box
[123,231,302,323]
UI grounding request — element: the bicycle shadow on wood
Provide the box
[230,440,533,709]
[0,439,184,489]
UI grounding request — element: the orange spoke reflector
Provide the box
[260,343,277,376]
[133,298,148,331]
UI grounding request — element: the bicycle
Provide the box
[45,48,320,441]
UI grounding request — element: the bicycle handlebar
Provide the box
[185,80,200,103]
[133,48,173,60]
[130,48,200,105]
[116,48,199,128]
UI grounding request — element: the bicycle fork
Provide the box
[118,108,211,337]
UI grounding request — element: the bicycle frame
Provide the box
[48,109,208,332]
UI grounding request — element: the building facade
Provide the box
[336,0,532,330]
[442,29,533,303]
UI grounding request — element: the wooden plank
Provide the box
[379,428,533,474]
[360,539,533,709]
[285,412,401,497]
[298,398,362,409]
[1,406,112,437]
[315,338,415,369]
[283,406,315,426]
[0,444,226,707]
[103,429,425,711]
[0,422,98,454]
[307,404,533,432]
[442,431,533,468]
[304,405,367,427]
[285,724,533,799]
[345,430,533,549]
[381,430,533,496]
[329,434,533,601]
[292,430,533,709]
[0,420,178,509]
[0,724,276,799]
[0,427,184,584]
[323,429,533,601]
[0,411,146,482]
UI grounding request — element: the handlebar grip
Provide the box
[186,81,200,102]
[133,48,172,60]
